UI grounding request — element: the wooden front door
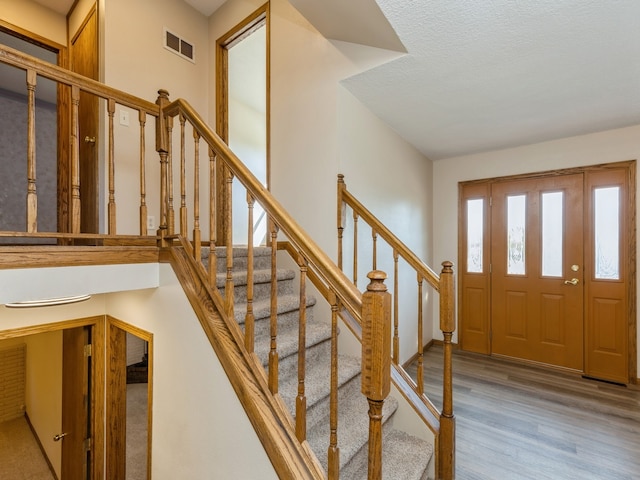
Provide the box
[490,174,584,370]
[69,6,99,233]
[459,162,634,384]
[62,326,92,479]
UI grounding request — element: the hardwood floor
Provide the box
[408,346,640,480]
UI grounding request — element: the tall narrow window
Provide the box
[507,195,526,275]
[541,191,563,277]
[466,198,484,273]
[594,186,620,279]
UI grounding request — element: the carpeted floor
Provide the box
[0,416,55,480]
[0,383,148,480]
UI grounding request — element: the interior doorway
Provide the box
[0,317,105,479]
[458,161,636,384]
[216,5,269,245]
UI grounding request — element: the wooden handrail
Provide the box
[162,98,363,320]
[0,44,159,115]
[337,174,440,290]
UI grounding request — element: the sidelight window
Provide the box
[594,186,620,280]
[466,199,484,273]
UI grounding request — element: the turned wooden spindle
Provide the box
[155,89,170,246]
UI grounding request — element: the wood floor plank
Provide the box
[409,346,640,480]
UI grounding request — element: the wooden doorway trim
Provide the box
[106,316,153,480]
[215,3,270,245]
[0,316,105,480]
[458,161,637,384]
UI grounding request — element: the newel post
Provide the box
[155,89,170,247]
[439,261,456,479]
[361,271,391,480]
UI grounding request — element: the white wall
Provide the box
[102,0,210,235]
[105,265,278,480]
[433,124,640,371]
[0,0,66,46]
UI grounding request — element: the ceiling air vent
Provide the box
[164,28,195,63]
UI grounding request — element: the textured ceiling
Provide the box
[341,0,640,159]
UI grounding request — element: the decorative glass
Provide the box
[507,195,526,275]
[466,199,483,273]
[541,191,563,277]
[594,187,620,280]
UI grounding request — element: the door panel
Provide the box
[62,326,91,479]
[491,174,584,370]
[70,7,99,233]
[584,168,629,383]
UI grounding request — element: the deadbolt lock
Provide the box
[571,265,580,272]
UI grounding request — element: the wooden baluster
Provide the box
[353,211,359,285]
[372,229,378,271]
[155,89,170,246]
[337,174,345,270]
[179,113,187,237]
[417,273,424,395]
[393,249,400,364]
[361,271,391,480]
[245,193,255,353]
[71,85,81,233]
[225,167,235,322]
[139,110,147,235]
[107,99,116,234]
[327,291,340,480]
[296,253,308,442]
[439,261,456,480]
[268,223,279,394]
[167,116,175,236]
[193,131,201,261]
[26,69,37,233]
[209,147,217,285]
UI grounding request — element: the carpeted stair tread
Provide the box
[340,428,433,480]
[306,388,399,472]
[252,315,331,367]
[222,247,434,479]
[234,293,317,325]
[215,268,295,290]
[278,354,362,427]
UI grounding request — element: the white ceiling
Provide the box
[30,0,640,161]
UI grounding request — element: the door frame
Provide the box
[215,3,270,244]
[458,161,637,384]
[106,316,153,480]
[0,316,105,479]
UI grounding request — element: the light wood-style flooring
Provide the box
[409,346,640,480]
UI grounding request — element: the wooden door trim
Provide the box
[458,160,637,384]
[0,315,105,480]
[106,316,153,480]
[215,3,270,244]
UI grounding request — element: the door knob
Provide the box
[84,136,96,143]
[563,278,579,286]
[53,432,68,441]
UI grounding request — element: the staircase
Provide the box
[205,246,433,479]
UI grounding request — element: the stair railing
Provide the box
[0,42,454,478]
[0,43,160,239]
[338,174,456,479]
[156,93,455,479]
